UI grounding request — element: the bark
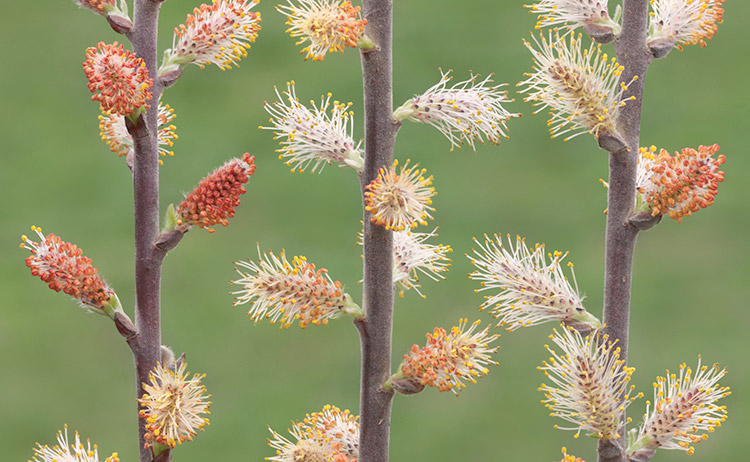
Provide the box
[598,1,653,461]
[357,1,398,461]
[128,2,166,461]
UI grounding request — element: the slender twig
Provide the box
[128,1,166,461]
[598,1,653,461]
[357,1,398,461]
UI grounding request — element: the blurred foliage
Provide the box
[1,1,747,462]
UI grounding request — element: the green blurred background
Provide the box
[1,1,747,461]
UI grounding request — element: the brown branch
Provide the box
[128,1,166,461]
[598,1,653,462]
[357,1,398,461]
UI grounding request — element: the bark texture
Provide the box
[357,1,398,461]
[128,2,166,461]
[599,1,653,461]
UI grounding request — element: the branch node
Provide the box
[151,448,172,462]
[628,211,662,231]
[107,15,134,35]
[353,317,367,336]
[159,69,184,89]
[154,229,186,253]
[628,449,657,462]
[114,311,138,340]
[359,34,380,54]
[648,38,677,59]
[389,378,424,395]
[585,24,615,44]
[597,438,624,460]
[598,131,629,154]
[361,45,380,55]
[125,113,150,142]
